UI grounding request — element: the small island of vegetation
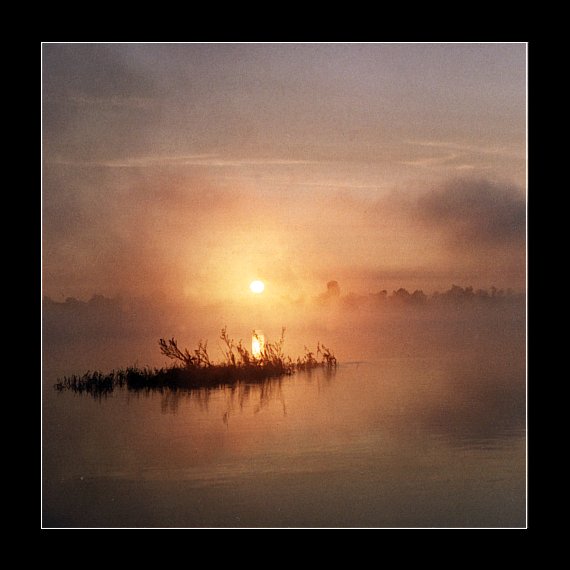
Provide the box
[54,327,337,397]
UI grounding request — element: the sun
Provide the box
[250,280,265,294]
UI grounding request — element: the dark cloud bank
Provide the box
[416,178,525,247]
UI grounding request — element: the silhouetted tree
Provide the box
[411,289,427,304]
[391,288,411,304]
[475,289,489,299]
[375,290,388,302]
[446,285,465,299]
[318,280,341,304]
[326,280,340,297]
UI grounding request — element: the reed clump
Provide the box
[54,327,336,396]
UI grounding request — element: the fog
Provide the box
[42,43,525,375]
[43,283,524,377]
[42,44,527,528]
[42,171,526,304]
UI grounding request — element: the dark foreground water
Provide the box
[43,329,525,527]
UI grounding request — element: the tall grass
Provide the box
[54,327,336,396]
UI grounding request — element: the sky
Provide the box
[42,43,526,307]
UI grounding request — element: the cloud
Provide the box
[46,154,319,169]
[407,140,524,160]
[416,178,525,247]
[43,44,159,101]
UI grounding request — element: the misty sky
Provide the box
[42,43,526,304]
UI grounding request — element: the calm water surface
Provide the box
[43,342,525,527]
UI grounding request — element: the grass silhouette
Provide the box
[54,327,336,396]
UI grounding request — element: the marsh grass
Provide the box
[54,327,336,397]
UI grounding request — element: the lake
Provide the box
[42,310,526,527]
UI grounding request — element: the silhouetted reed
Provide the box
[54,327,336,396]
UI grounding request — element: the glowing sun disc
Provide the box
[250,280,265,294]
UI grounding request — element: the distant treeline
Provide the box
[43,294,144,341]
[319,283,525,307]
[44,284,524,312]
[42,285,525,348]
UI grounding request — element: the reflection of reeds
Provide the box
[54,327,336,397]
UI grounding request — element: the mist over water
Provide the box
[43,293,525,527]
[43,286,524,367]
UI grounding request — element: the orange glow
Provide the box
[252,330,265,358]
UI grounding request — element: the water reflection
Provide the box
[158,388,211,414]
[153,378,291,418]
[44,353,525,527]
[355,355,525,449]
[55,362,338,420]
[54,354,524,448]
[419,372,525,447]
